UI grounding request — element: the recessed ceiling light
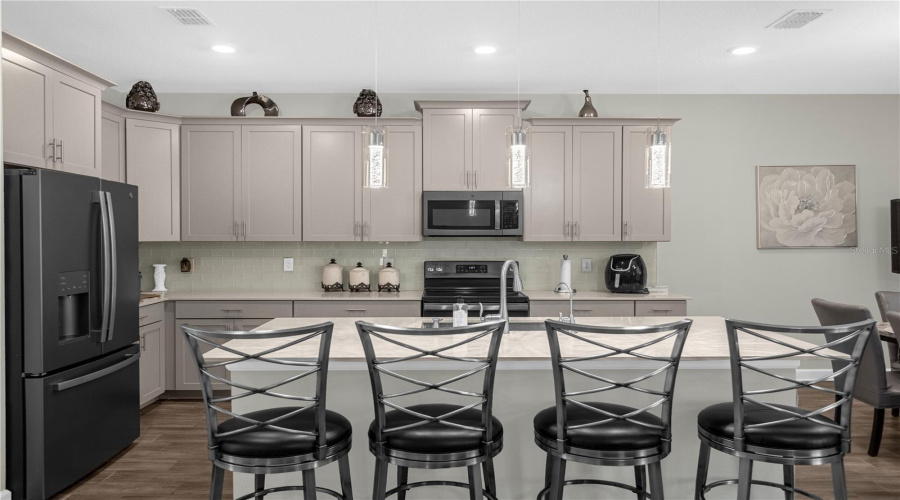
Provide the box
[474,46,497,55]
[212,45,235,54]
[728,46,757,55]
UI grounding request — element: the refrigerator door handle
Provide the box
[94,191,112,343]
[105,191,118,341]
[52,353,139,392]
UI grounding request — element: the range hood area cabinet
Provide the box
[2,33,112,177]
[523,119,676,242]
[302,124,422,242]
[417,100,530,191]
[180,124,303,241]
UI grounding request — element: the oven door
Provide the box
[423,192,501,236]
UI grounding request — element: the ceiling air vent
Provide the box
[163,8,215,26]
[767,10,829,29]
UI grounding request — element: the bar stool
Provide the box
[356,320,506,500]
[694,318,876,500]
[181,322,353,500]
[536,319,693,500]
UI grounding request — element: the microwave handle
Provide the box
[495,200,502,230]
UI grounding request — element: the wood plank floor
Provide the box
[52,389,900,499]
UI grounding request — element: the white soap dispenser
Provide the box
[452,299,469,327]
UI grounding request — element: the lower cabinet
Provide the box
[531,300,635,318]
[293,300,421,318]
[139,304,165,406]
[634,300,688,317]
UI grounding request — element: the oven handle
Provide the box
[53,353,139,392]
[422,303,529,312]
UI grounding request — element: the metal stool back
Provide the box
[539,319,692,500]
[695,318,875,500]
[182,322,352,500]
[356,320,506,500]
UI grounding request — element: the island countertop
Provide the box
[204,316,818,364]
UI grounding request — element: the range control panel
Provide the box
[424,261,518,279]
[456,264,488,274]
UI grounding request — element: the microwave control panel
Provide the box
[501,201,519,229]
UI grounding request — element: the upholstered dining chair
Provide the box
[181,322,353,500]
[356,320,506,500]
[875,291,900,373]
[812,298,900,456]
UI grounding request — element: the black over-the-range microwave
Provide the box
[422,191,523,237]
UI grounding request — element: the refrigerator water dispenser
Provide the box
[57,271,90,341]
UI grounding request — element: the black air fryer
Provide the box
[605,254,649,294]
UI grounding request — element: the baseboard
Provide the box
[796,368,834,381]
[2,489,12,500]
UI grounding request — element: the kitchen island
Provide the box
[206,316,816,500]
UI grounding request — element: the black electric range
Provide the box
[420,261,530,317]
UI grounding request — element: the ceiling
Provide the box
[3,1,898,94]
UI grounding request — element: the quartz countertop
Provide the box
[204,316,818,363]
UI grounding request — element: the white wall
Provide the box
[104,90,900,324]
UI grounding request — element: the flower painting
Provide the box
[757,165,858,248]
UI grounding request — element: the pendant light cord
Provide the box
[517,0,521,126]
[656,0,661,130]
[375,0,379,128]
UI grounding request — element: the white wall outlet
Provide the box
[581,258,592,272]
[283,258,294,272]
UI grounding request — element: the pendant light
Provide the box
[646,0,671,189]
[363,0,388,189]
[507,0,530,189]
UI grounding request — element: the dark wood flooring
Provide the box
[52,389,900,499]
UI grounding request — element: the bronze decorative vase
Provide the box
[578,90,598,117]
[126,81,160,112]
[353,89,382,117]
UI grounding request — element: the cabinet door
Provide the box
[233,318,273,331]
[524,126,571,241]
[181,126,242,241]
[242,126,302,241]
[139,322,165,406]
[472,108,518,191]
[302,126,361,241]
[622,126,671,241]
[572,126,622,241]
[422,108,471,190]
[174,318,232,391]
[126,119,181,241]
[52,72,102,177]
[101,110,125,182]
[2,50,53,169]
[364,125,422,241]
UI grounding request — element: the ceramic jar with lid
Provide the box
[349,262,371,292]
[322,258,344,291]
[378,262,400,292]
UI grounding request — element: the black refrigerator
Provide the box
[5,167,140,500]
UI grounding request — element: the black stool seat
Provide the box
[534,402,666,451]
[698,402,841,450]
[218,407,352,458]
[368,403,503,454]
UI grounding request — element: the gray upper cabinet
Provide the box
[2,49,53,169]
[363,125,423,241]
[572,126,622,241]
[181,125,242,241]
[421,108,471,190]
[623,125,671,241]
[101,103,125,182]
[418,101,529,191]
[302,125,361,241]
[525,126,571,241]
[127,117,181,241]
[242,125,303,241]
[2,35,111,176]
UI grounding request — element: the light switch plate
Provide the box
[283,258,294,272]
[582,258,592,272]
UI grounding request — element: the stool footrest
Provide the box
[235,485,347,500]
[384,480,497,500]
[701,478,822,500]
[537,478,652,500]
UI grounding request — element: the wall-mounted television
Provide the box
[892,199,899,274]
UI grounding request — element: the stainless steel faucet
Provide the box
[555,282,575,323]
[484,260,523,332]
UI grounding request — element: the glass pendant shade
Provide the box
[507,126,530,189]
[362,125,389,189]
[645,128,671,189]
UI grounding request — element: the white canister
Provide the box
[378,262,400,292]
[349,262,371,292]
[152,264,167,292]
[322,258,344,291]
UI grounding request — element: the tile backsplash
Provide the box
[139,240,657,292]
